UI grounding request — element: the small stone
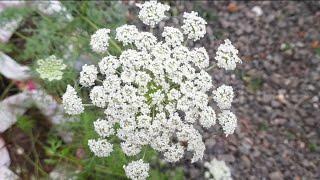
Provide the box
[241,155,251,168]
[218,154,235,162]
[272,118,287,125]
[269,171,284,180]
[227,2,238,13]
[251,6,263,17]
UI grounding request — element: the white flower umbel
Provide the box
[121,142,142,156]
[62,1,243,178]
[90,28,110,53]
[192,47,210,69]
[88,139,113,157]
[135,32,157,51]
[181,11,207,41]
[79,64,98,87]
[89,86,108,108]
[164,143,184,163]
[98,55,120,75]
[204,158,232,180]
[199,106,216,128]
[116,24,139,45]
[215,39,242,70]
[93,119,115,138]
[213,85,234,109]
[36,55,66,81]
[218,110,237,136]
[124,159,150,180]
[136,1,170,28]
[162,27,184,47]
[62,85,84,115]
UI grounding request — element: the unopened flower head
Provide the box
[204,158,232,180]
[215,39,242,70]
[62,85,84,115]
[213,85,234,109]
[36,55,66,81]
[181,11,207,41]
[124,159,150,180]
[90,28,110,53]
[136,1,170,27]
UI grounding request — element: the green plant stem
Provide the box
[14,31,29,40]
[206,64,216,71]
[0,81,14,100]
[142,147,147,160]
[21,153,48,176]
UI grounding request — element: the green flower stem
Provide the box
[142,147,147,160]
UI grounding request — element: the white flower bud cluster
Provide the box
[136,1,170,28]
[79,64,98,87]
[181,11,207,41]
[62,85,84,115]
[62,1,242,179]
[213,85,234,109]
[204,158,232,180]
[90,28,111,53]
[88,139,113,157]
[124,159,150,180]
[93,119,115,138]
[162,27,184,47]
[116,25,139,45]
[212,84,237,136]
[215,39,242,70]
[218,110,237,136]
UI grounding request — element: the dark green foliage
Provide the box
[16,115,35,133]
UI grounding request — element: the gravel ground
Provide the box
[179,1,320,179]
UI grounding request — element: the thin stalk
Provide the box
[0,81,14,100]
[14,31,29,40]
[96,79,104,83]
[21,153,48,176]
[206,64,216,71]
[183,39,188,46]
[29,132,47,178]
[142,147,147,160]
